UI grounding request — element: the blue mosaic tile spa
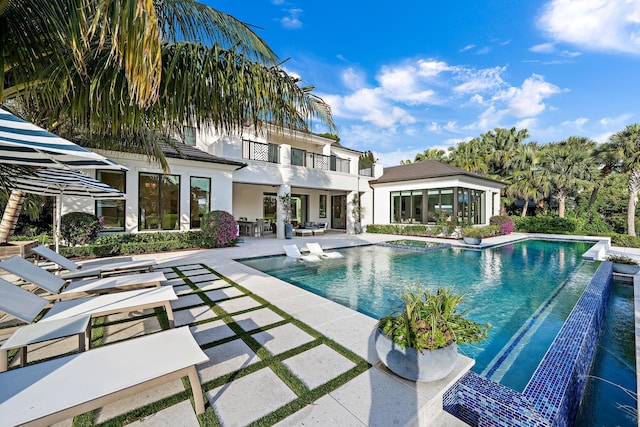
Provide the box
[444,261,614,426]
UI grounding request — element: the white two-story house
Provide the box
[67,125,382,239]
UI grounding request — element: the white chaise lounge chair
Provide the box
[31,245,156,279]
[0,255,165,299]
[306,242,343,259]
[0,327,208,426]
[0,277,177,370]
[283,245,321,262]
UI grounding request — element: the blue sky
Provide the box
[212,1,640,166]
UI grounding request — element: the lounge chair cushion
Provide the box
[0,327,208,426]
[31,245,155,280]
[306,242,343,259]
[283,245,321,262]
[0,256,66,294]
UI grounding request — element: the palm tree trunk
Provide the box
[627,168,640,236]
[521,201,527,217]
[627,193,636,236]
[0,190,25,244]
[557,191,566,218]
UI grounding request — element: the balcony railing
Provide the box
[243,139,279,163]
[358,166,374,177]
[291,148,351,173]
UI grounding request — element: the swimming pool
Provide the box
[575,279,637,426]
[240,239,597,391]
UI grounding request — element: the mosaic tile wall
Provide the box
[444,261,613,427]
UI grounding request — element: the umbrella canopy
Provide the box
[7,168,126,252]
[0,108,126,170]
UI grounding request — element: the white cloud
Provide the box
[280,9,303,29]
[538,0,640,55]
[562,117,589,127]
[515,118,538,130]
[496,74,562,118]
[453,66,506,94]
[460,45,475,52]
[364,106,415,128]
[416,59,454,77]
[341,67,367,91]
[530,42,556,53]
[377,65,437,104]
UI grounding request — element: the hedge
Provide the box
[58,230,231,259]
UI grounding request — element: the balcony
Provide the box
[243,140,279,163]
[291,148,351,173]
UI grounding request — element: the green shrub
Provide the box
[200,211,238,248]
[366,224,445,237]
[512,216,578,234]
[60,212,102,246]
[610,233,640,248]
[461,225,499,238]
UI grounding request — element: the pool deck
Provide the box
[1,231,634,426]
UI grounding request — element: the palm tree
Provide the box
[414,148,447,162]
[2,1,335,165]
[0,0,336,242]
[608,124,640,236]
[447,139,488,175]
[588,141,622,208]
[505,142,548,217]
[540,137,597,218]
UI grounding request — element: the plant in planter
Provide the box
[605,254,640,274]
[460,225,499,245]
[278,193,294,239]
[352,193,363,234]
[375,286,490,382]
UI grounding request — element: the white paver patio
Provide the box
[252,323,315,355]
[206,368,298,426]
[282,344,356,389]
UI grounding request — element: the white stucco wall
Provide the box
[64,151,237,233]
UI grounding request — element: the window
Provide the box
[319,194,327,218]
[190,177,210,229]
[390,190,423,223]
[263,194,278,222]
[139,173,180,230]
[183,126,196,146]
[96,170,126,231]
[291,148,306,166]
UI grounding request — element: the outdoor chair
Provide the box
[31,245,156,280]
[0,255,165,300]
[0,277,177,371]
[306,242,343,259]
[0,327,208,426]
[282,245,321,262]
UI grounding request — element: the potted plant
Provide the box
[352,193,363,234]
[375,286,490,382]
[460,225,498,245]
[278,193,294,239]
[605,254,640,275]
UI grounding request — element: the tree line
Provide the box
[400,126,640,236]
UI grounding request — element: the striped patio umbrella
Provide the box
[7,168,126,252]
[0,108,125,170]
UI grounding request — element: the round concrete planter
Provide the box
[462,237,482,245]
[374,328,458,382]
[612,263,640,275]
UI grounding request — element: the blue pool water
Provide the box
[575,280,637,426]
[240,239,598,391]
